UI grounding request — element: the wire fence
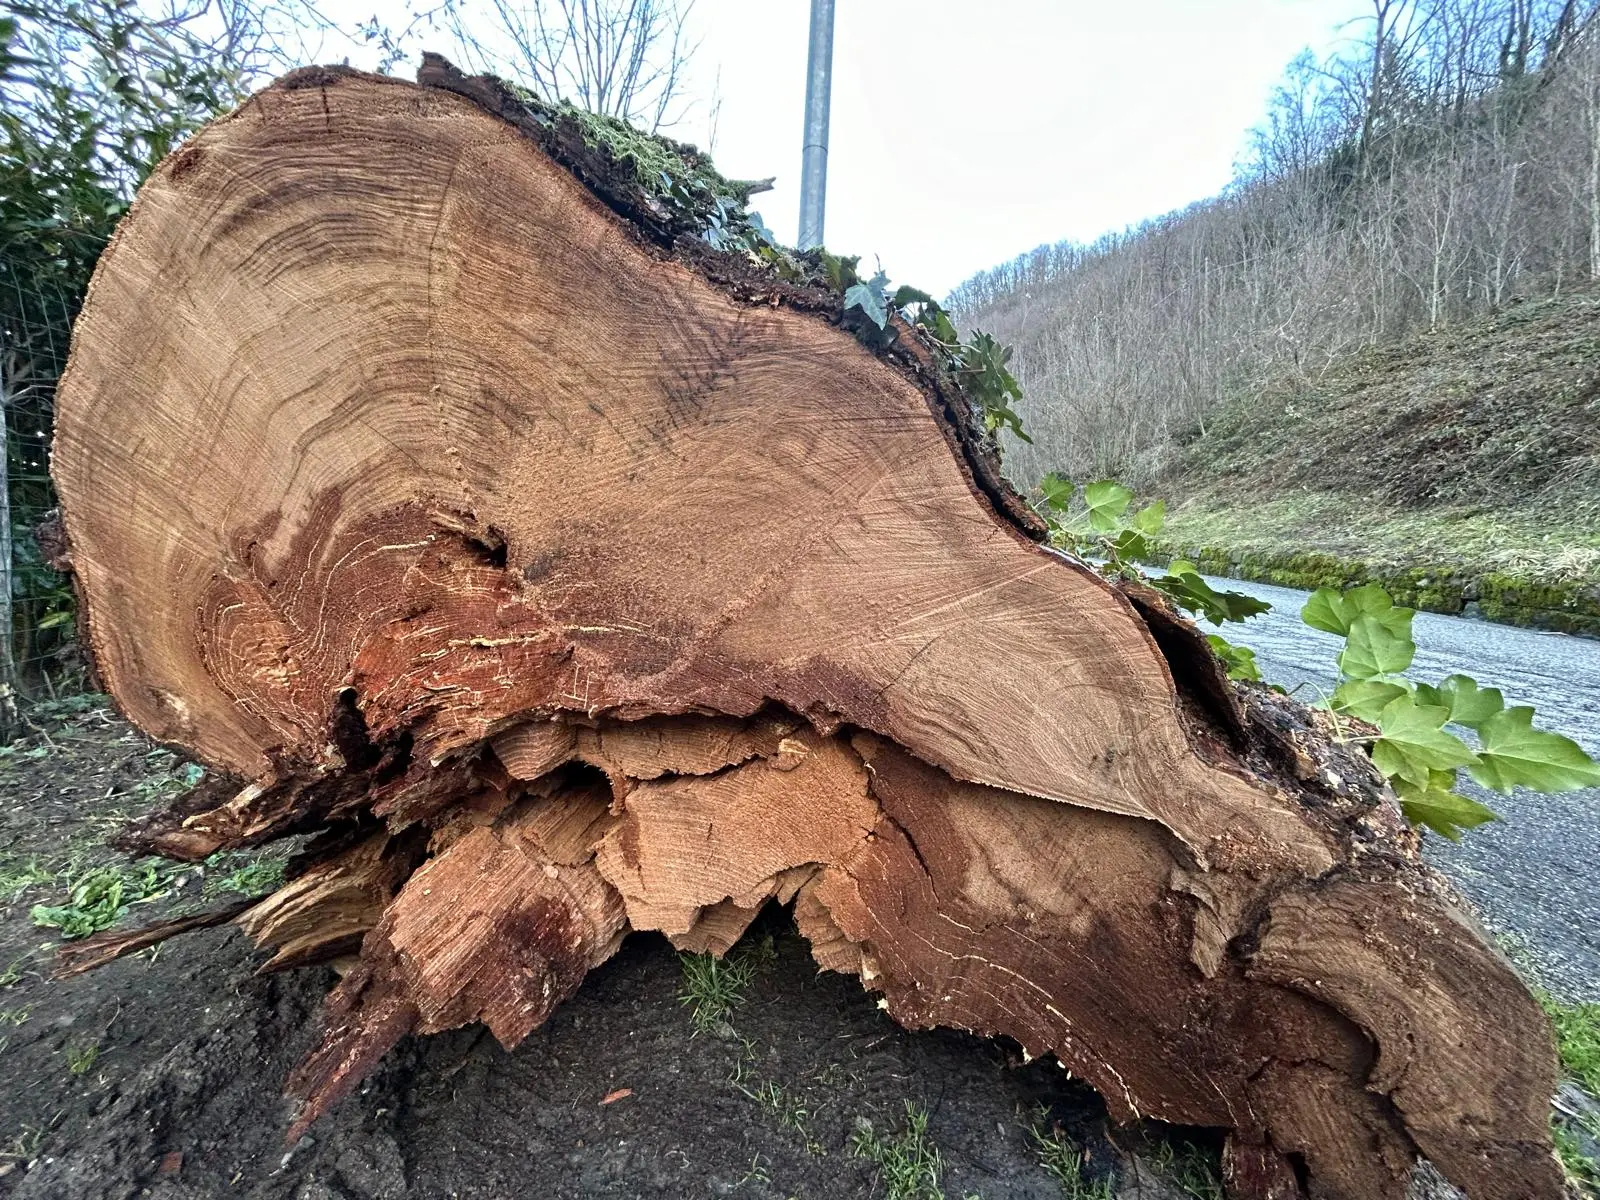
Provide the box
[2,269,91,737]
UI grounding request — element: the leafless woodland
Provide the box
[950,0,1600,488]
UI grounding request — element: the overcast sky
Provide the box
[327,1,1373,297]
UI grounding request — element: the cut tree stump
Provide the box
[49,60,1562,1199]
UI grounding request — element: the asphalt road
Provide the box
[1196,575,1600,1001]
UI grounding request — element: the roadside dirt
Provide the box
[0,700,1230,1200]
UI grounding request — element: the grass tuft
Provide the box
[1535,990,1600,1192]
[0,952,33,988]
[1539,991,1600,1095]
[1554,1119,1600,1192]
[676,936,773,1033]
[203,854,286,898]
[849,1101,946,1200]
[1026,1109,1112,1199]
[1145,1138,1226,1200]
[677,951,757,1033]
[63,1038,98,1076]
[0,1005,31,1028]
[0,1125,48,1165]
[0,859,54,904]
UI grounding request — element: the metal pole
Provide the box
[798,0,835,249]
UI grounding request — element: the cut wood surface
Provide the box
[50,60,1561,1199]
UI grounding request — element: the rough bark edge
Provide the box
[399,54,1048,545]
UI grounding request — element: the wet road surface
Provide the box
[1198,575,1600,1000]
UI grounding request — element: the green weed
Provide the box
[1026,1110,1112,1199]
[63,1039,98,1076]
[0,859,53,904]
[746,1079,824,1154]
[0,1124,47,1165]
[737,1153,772,1186]
[28,693,108,720]
[0,1005,31,1028]
[850,1102,946,1200]
[727,1035,828,1157]
[1145,1139,1225,1200]
[1553,1119,1600,1192]
[204,854,285,897]
[0,952,32,988]
[678,948,761,1033]
[31,859,180,939]
[133,754,204,804]
[1540,993,1600,1094]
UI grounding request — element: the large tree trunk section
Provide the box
[50,63,1560,1199]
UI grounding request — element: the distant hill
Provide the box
[950,3,1600,486]
[1153,293,1600,633]
[1165,291,1600,519]
[948,2,1600,630]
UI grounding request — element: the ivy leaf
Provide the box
[1152,566,1271,625]
[982,404,1033,444]
[1131,500,1166,536]
[744,210,775,246]
[1207,634,1261,682]
[1414,674,1505,730]
[1214,588,1272,623]
[1148,570,1210,619]
[959,332,1032,443]
[1109,528,1152,564]
[1037,472,1074,513]
[1371,695,1479,787]
[914,305,959,345]
[1330,678,1409,723]
[1300,587,1348,636]
[844,270,889,329]
[818,249,859,292]
[1082,480,1134,532]
[1347,583,1415,636]
[1467,706,1600,793]
[1392,778,1499,841]
[1338,615,1415,680]
[1302,583,1415,640]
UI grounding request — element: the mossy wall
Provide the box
[1156,542,1600,638]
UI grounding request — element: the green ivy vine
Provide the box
[1032,475,1600,841]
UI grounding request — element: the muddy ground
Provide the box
[0,697,1257,1200]
[1,698,1590,1198]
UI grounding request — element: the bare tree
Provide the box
[444,0,697,131]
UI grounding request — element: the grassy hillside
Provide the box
[1152,292,1600,634]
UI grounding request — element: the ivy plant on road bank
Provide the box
[1308,581,1600,838]
[1035,476,1600,842]
[1036,475,1269,679]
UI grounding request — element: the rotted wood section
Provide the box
[50,63,1560,1199]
